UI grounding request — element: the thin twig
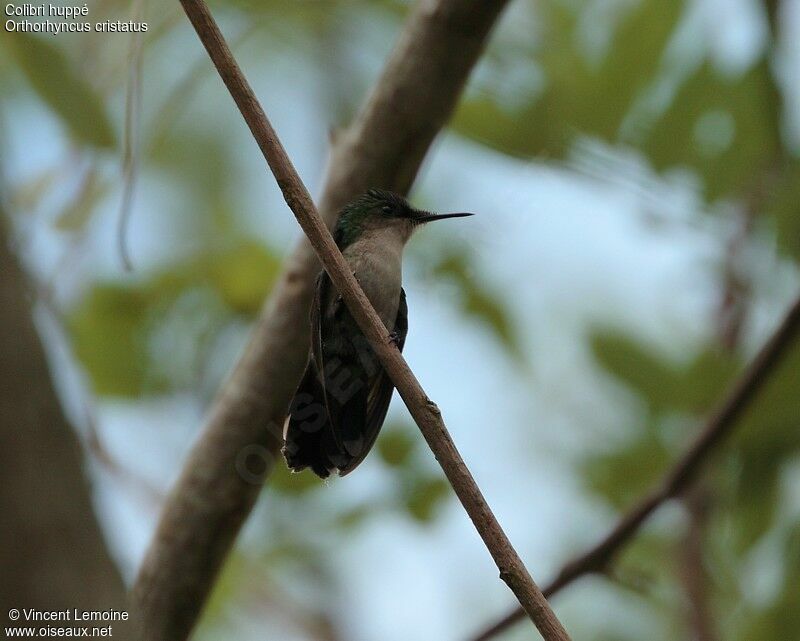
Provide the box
[132,1,510,639]
[679,488,718,641]
[117,0,147,271]
[469,293,800,641]
[167,2,570,639]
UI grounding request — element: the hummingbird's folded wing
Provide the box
[309,271,327,373]
[338,288,407,476]
[311,271,370,463]
[283,272,341,478]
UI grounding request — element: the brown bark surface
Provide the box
[0,220,128,635]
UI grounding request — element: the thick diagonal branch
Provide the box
[469,293,800,641]
[132,1,514,640]
[147,1,571,640]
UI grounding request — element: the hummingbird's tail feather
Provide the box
[324,365,369,459]
[338,372,395,476]
[283,361,342,479]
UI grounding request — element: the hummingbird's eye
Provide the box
[381,205,394,215]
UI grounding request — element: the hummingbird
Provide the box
[283,189,474,478]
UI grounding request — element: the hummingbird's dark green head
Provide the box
[334,189,473,250]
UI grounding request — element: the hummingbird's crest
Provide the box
[334,189,413,249]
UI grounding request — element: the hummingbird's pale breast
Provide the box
[341,219,409,329]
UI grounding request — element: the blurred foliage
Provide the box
[740,524,800,639]
[767,161,800,260]
[642,61,780,201]
[270,461,322,496]
[211,0,406,26]
[2,0,800,638]
[69,240,281,396]
[588,329,800,639]
[613,532,682,603]
[270,421,453,526]
[588,328,800,539]
[591,332,739,415]
[2,33,115,148]
[431,250,521,357]
[381,422,454,525]
[415,243,522,360]
[454,0,785,203]
[403,476,450,523]
[582,420,671,510]
[377,427,416,468]
[54,169,110,231]
[455,0,683,158]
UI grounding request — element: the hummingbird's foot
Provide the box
[388,331,402,347]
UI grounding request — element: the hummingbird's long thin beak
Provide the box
[415,211,475,223]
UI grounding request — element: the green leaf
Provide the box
[429,250,521,358]
[766,162,800,261]
[737,339,800,437]
[69,240,281,396]
[582,425,671,508]
[452,0,685,157]
[590,331,739,414]
[69,285,154,396]
[642,61,781,201]
[207,241,282,314]
[200,552,252,624]
[4,33,115,149]
[738,525,800,641]
[613,532,682,601]
[336,504,375,531]
[453,1,782,203]
[403,476,450,523]
[376,426,416,468]
[678,347,739,411]
[270,461,321,495]
[590,331,683,413]
[723,340,800,550]
[722,437,783,552]
[149,128,230,198]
